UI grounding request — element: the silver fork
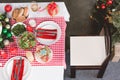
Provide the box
[14,60,19,80]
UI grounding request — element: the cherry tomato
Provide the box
[26,26,33,32]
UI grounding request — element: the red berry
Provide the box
[107,0,113,5]
[101,4,106,9]
[4,4,12,12]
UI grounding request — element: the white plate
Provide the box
[35,45,53,64]
[36,21,61,45]
[0,22,2,35]
[11,22,26,36]
[3,56,31,80]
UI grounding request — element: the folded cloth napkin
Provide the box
[11,59,24,80]
[36,28,57,39]
[36,34,57,39]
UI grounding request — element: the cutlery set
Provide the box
[36,28,57,39]
[11,57,24,80]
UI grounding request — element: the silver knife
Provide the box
[16,57,22,80]
[35,30,57,34]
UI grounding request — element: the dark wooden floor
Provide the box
[0,0,100,51]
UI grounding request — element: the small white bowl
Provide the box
[11,22,27,36]
[29,19,36,27]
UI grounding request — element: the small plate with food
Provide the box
[35,45,53,63]
[11,22,26,36]
[18,31,36,49]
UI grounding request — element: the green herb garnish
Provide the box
[12,24,26,36]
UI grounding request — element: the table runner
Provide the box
[0,17,66,67]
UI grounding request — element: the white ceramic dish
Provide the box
[36,21,61,45]
[3,56,31,80]
[11,22,26,36]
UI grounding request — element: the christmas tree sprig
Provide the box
[0,13,14,49]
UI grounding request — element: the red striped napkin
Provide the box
[36,28,57,39]
[11,59,24,80]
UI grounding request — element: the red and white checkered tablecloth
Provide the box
[0,17,66,67]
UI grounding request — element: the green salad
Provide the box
[12,24,26,36]
[18,31,36,49]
